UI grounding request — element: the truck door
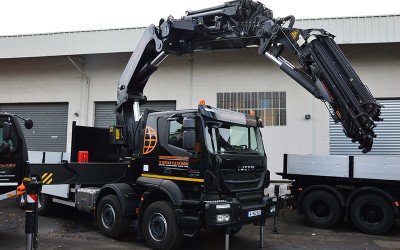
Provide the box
[145,115,205,180]
[0,116,25,195]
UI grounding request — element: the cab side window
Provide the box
[168,119,184,148]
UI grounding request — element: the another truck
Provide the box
[281,154,400,235]
[21,0,383,249]
[0,112,32,201]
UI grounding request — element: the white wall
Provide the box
[0,43,398,179]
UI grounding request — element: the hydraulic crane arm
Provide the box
[116,0,381,153]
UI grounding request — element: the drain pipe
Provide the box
[67,56,90,126]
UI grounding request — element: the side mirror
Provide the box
[24,118,33,129]
[3,122,11,140]
[183,130,196,150]
[182,118,196,150]
[274,184,280,198]
[1,122,11,152]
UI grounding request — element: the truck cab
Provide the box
[139,103,269,194]
[134,103,274,238]
[0,113,30,199]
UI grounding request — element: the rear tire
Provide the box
[143,201,184,250]
[350,194,395,235]
[97,194,130,238]
[301,190,341,228]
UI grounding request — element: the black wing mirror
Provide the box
[182,118,196,150]
[2,122,11,140]
[24,118,33,129]
[1,122,11,152]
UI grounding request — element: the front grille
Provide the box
[221,169,265,192]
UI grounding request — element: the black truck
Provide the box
[10,0,383,249]
[0,113,32,201]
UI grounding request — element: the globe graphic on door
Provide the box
[143,126,157,154]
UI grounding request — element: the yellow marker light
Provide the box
[290,31,299,40]
[199,99,206,105]
[395,201,399,207]
[297,187,303,191]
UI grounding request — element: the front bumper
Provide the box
[204,192,277,229]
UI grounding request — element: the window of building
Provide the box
[217,92,286,126]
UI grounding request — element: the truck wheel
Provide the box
[37,193,54,216]
[97,194,130,238]
[350,194,395,235]
[143,201,184,250]
[302,190,341,228]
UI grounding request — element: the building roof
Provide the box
[0,15,399,59]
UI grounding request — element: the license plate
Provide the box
[248,209,262,218]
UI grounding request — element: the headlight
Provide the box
[270,205,276,214]
[216,214,231,223]
[216,204,230,209]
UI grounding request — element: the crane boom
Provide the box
[116,0,381,153]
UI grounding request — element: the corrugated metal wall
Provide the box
[295,15,400,44]
[330,99,400,155]
[0,28,145,59]
[0,15,399,59]
[94,101,176,128]
[0,103,68,152]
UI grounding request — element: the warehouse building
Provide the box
[0,15,399,179]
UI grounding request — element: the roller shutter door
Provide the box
[94,101,176,128]
[0,103,68,152]
[330,99,400,155]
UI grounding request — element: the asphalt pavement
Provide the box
[1,198,399,250]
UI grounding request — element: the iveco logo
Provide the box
[237,165,255,172]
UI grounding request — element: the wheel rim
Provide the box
[360,203,383,225]
[101,204,116,229]
[311,200,330,219]
[148,213,167,242]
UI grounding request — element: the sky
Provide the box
[0,0,399,36]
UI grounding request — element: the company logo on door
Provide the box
[143,126,158,155]
[159,156,189,168]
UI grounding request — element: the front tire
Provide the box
[350,193,395,235]
[301,190,342,228]
[143,201,184,250]
[97,194,130,238]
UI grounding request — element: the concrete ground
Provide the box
[1,198,399,250]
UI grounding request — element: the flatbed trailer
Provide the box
[281,154,400,235]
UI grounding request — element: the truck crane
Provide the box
[24,0,382,249]
[116,0,381,154]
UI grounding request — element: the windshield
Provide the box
[205,123,265,155]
